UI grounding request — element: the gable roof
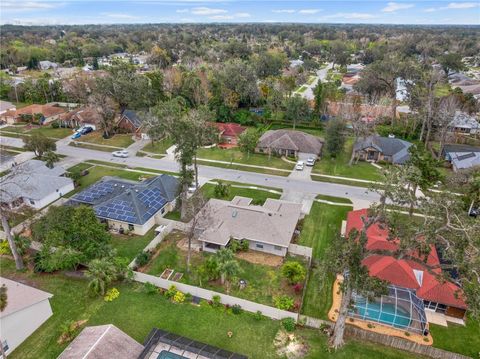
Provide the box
[0,277,52,318]
[449,111,480,130]
[15,104,66,118]
[60,106,102,125]
[0,160,72,203]
[196,196,302,248]
[442,144,480,155]
[121,109,143,129]
[346,209,467,309]
[258,129,324,155]
[212,122,246,137]
[58,325,143,359]
[451,151,480,170]
[71,175,179,225]
[354,135,413,164]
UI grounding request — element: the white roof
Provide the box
[451,152,480,170]
[0,277,52,318]
[449,111,480,129]
[0,100,15,112]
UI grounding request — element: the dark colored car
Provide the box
[80,126,93,135]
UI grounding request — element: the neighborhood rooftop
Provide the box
[354,135,413,164]
[257,129,324,155]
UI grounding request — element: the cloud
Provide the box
[299,9,321,14]
[209,15,234,20]
[102,13,141,20]
[382,2,414,12]
[176,9,189,13]
[1,1,63,11]
[445,2,479,8]
[323,12,376,20]
[272,9,296,13]
[191,7,227,15]
[424,7,437,12]
[235,12,251,18]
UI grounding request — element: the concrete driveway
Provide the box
[287,152,315,180]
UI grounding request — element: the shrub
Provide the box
[367,323,374,329]
[293,283,303,294]
[211,294,222,308]
[404,332,411,337]
[281,261,306,284]
[239,239,249,251]
[51,122,60,129]
[173,291,185,303]
[214,181,230,198]
[0,240,10,255]
[135,251,151,267]
[184,293,193,303]
[254,310,263,321]
[144,282,158,295]
[165,285,177,299]
[231,304,243,315]
[282,317,296,332]
[274,295,294,310]
[104,288,120,302]
[229,240,240,253]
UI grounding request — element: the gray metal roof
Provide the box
[354,136,413,164]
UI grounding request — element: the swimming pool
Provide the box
[157,351,188,359]
[355,302,411,329]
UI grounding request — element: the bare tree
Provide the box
[436,96,459,152]
[88,92,117,138]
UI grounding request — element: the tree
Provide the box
[214,181,231,198]
[438,53,464,76]
[328,40,350,69]
[0,284,7,312]
[313,80,326,116]
[23,133,56,158]
[148,45,171,69]
[254,50,288,78]
[324,119,346,157]
[86,258,117,296]
[88,91,117,138]
[216,248,240,288]
[43,150,59,169]
[281,261,306,284]
[283,95,310,129]
[238,128,259,158]
[92,56,99,70]
[435,95,458,150]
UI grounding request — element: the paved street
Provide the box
[1,135,381,206]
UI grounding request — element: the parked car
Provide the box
[80,126,93,135]
[306,157,316,166]
[71,132,81,139]
[295,161,305,171]
[112,149,129,158]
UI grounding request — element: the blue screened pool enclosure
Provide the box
[349,285,428,335]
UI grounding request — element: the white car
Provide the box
[112,150,129,158]
[306,157,316,166]
[295,161,305,171]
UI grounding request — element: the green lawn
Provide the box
[141,138,174,155]
[196,159,291,177]
[201,183,281,205]
[299,202,352,319]
[268,123,324,137]
[197,147,293,170]
[69,142,122,152]
[296,85,308,93]
[163,210,182,221]
[430,319,480,357]
[79,132,134,148]
[0,125,71,139]
[1,257,416,359]
[111,229,156,261]
[315,194,353,204]
[313,139,384,181]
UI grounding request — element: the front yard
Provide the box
[0,258,415,359]
[197,147,293,170]
[201,182,281,205]
[78,132,134,148]
[0,124,72,139]
[141,138,174,155]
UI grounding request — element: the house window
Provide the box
[255,243,264,249]
[274,245,282,251]
[128,224,134,231]
[2,340,9,353]
[161,207,165,214]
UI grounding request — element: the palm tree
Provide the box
[216,249,240,286]
[85,259,117,296]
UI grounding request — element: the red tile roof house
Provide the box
[346,209,467,325]
[13,104,67,125]
[211,122,246,148]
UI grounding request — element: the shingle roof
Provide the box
[451,152,480,170]
[0,277,53,318]
[196,196,302,247]
[15,104,66,118]
[354,135,413,164]
[71,175,179,225]
[0,160,72,203]
[121,109,143,129]
[449,111,480,130]
[57,325,143,359]
[212,122,246,137]
[257,130,324,155]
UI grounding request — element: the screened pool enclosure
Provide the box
[349,285,428,335]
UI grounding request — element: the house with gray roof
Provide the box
[0,160,74,210]
[442,144,480,172]
[117,109,147,139]
[448,111,480,135]
[58,325,143,359]
[256,129,324,158]
[70,174,179,235]
[195,196,302,257]
[353,135,413,164]
[0,277,53,356]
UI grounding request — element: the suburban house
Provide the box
[346,209,468,325]
[58,325,143,359]
[117,109,147,139]
[448,111,480,134]
[70,175,179,235]
[0,100,15,115]
[195,196,302,257]
[212,122,246,148]
[13,104,67,125]
[0,160,74,210]
[0,277,53,355]
[256,129,324,158]
[441,144,480,172]
[58,325,247,359]
[38,60,58,70]
[353,135,413,164]
[59,106,102,130]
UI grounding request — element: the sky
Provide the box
[1,0,479,26]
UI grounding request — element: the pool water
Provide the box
[355,302,411,329]
[157,351,188,359]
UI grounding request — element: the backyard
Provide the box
[111,229,156,261]
[1,258,416,359]
[312,138,384,181]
